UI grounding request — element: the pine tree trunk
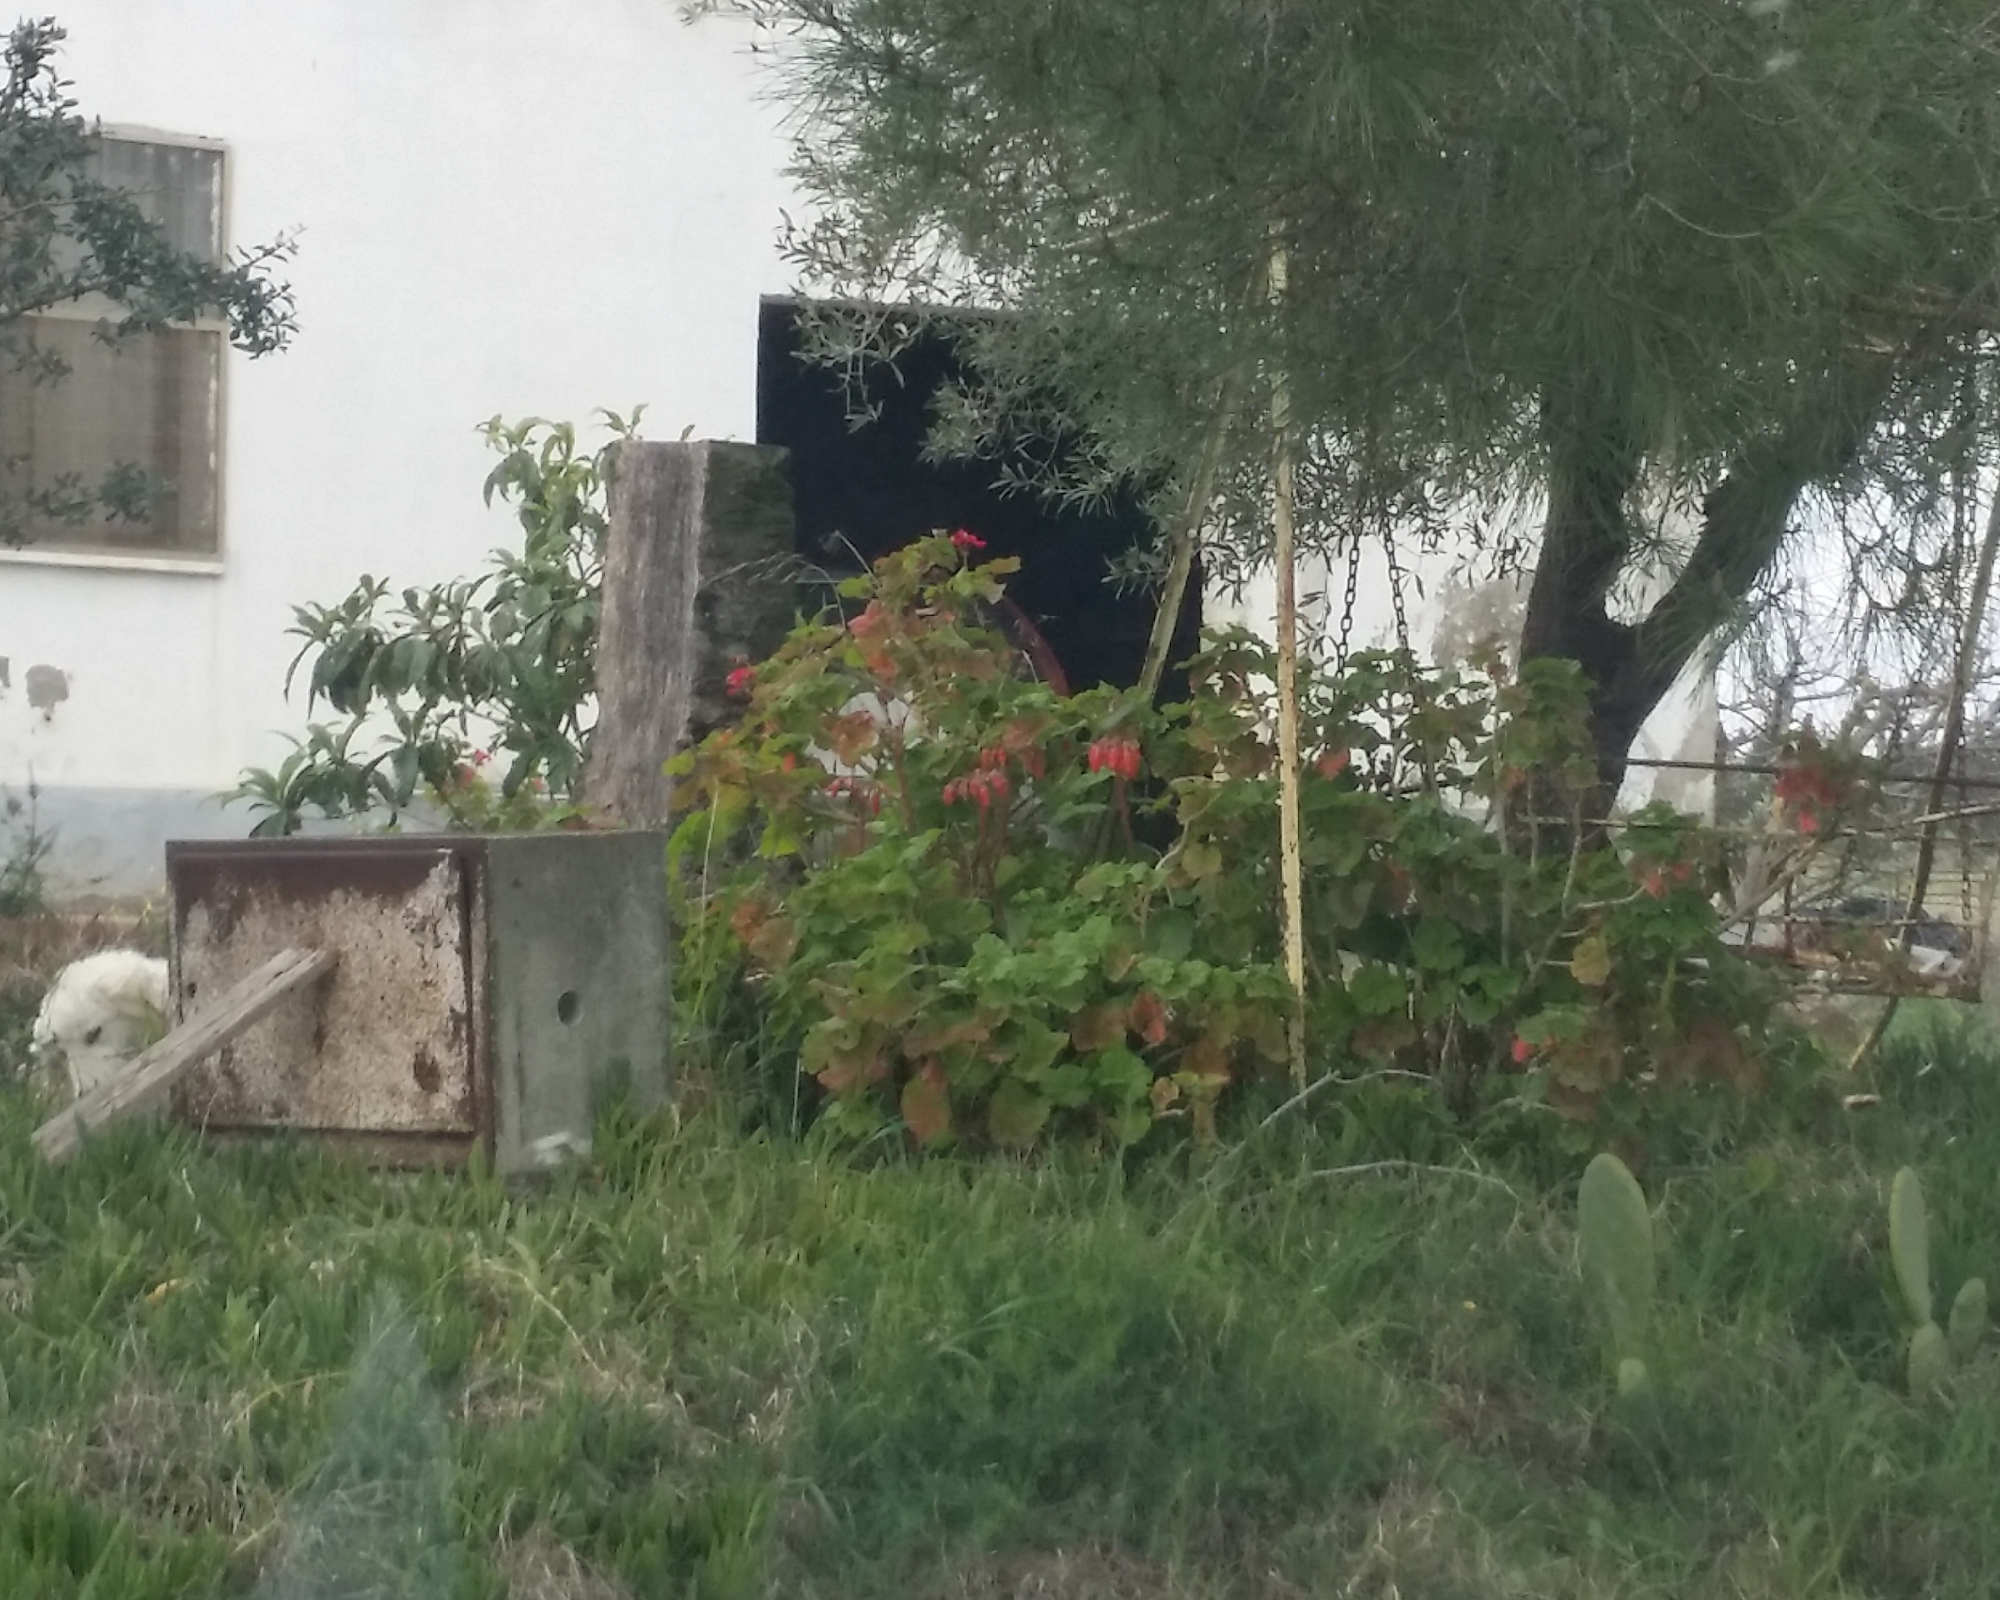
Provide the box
[1518,362,1896,839]
[1136,375,1236,704]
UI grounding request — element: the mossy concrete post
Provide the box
[584,440,798,827]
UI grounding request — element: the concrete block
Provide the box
[165,830,670,1174]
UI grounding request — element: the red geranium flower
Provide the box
[950,528,987,551]
[1088,736,1141,780]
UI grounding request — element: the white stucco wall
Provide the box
[0,1,796,896]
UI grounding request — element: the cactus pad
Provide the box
[1949,1277,1987,1361]
[1889,1167,1933,1327]
[1908,1320,1952,1395]
[1579,1152,1654,1357]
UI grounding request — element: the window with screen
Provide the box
[0,133,227,559]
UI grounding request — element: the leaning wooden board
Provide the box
[33,947,336,1165]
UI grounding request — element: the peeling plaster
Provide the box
[25,663,68,717]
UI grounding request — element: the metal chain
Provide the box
[1961,764,1975,929]
[1382,527,1415,658]
[1334,536,1361,675]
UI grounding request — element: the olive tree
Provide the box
[696,0,2000,813]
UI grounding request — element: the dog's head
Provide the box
[31,951,170,1097]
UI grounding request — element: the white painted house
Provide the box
[0,3,1716,901]
[0,2,796,897]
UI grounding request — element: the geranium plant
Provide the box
[672,535,1793,1150]
[671,533,1293,1149]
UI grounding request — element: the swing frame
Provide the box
[1318,529,1998,1005]
[1723,799,1996,1003]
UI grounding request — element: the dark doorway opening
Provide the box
[754,296,1200,695]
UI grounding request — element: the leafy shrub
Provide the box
[230,412,638,835]
[672,533,1295,1150]
[1165,628,1781,1124]
[672,535,1792,1151]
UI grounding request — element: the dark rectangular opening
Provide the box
[754,295,1200,695]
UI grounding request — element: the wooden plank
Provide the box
[582,440,797,827]
[33,946,336,1165]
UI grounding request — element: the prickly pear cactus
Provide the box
[1949,1277,1987,1361]
[1909,1321,1952,1395]
[1579,1152,1654,1363]
[1889,1167,1933,1327]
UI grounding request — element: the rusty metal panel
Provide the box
[168,842,480,1138]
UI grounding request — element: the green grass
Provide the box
[4,1000,2000,1596]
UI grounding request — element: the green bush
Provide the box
[230,412,638,836]
[671,535,1794,1151]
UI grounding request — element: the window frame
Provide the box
[0,121,233,575]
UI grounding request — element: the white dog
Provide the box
[30,950,170,1098]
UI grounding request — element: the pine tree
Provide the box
[702,0,2000,808]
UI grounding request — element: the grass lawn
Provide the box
[4,950,2000,1596]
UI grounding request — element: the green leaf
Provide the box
[1411,917,1464,972]
[1319,874,1375,931]
[1471,965,1522,1007]
[758,817,804,859]
[1110,1097,1155,1147]
[1148,907,1196,962]
[1041,1061,1094,1108]
[1569,934,1612,988]
[1075,860,1145,901]
[1347,964,1407,1018]
[988,1079,1051,1147]
[388,745,419,808]
[1178,839,1223,880]
[1003,1020,1067,1080]
[1091,1045,1152,1104]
